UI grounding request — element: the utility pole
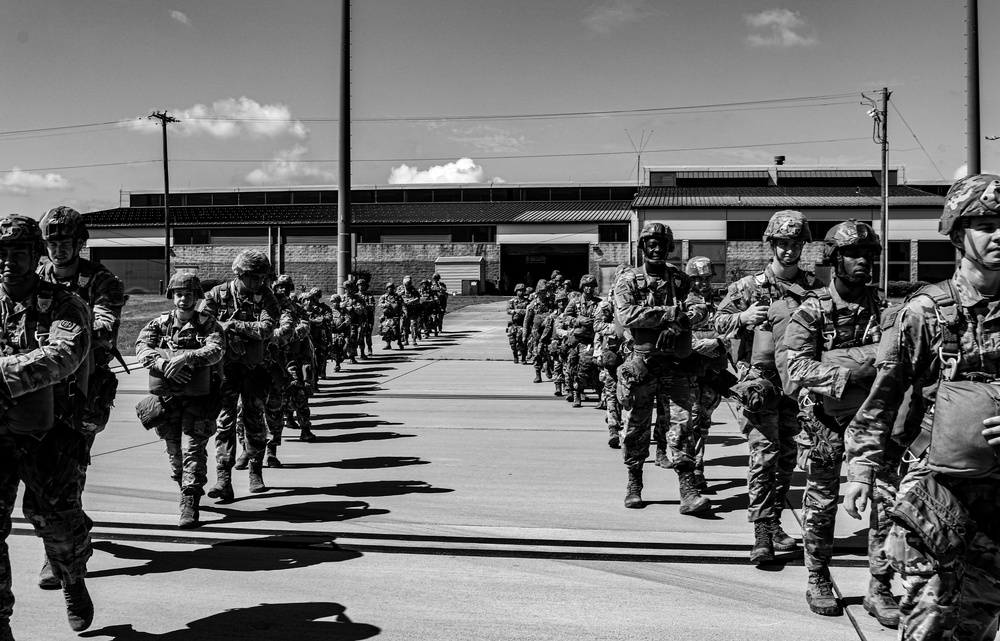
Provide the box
[149,111,178,291]
[337,0,352,296]
[862,89,890,289]
[968,0,981,174]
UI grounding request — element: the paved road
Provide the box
[9,302,900,640]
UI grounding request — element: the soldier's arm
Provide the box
[202,287,222,318]
[845,300,931,485]
[612,275,679,329]
[134,317,165,369]
[183,320,226,368]
[785,300,851,398]
[2,294,91,398]
[230,291,278,340]
[714,281,750,337]
[272,302,297,345]
[592,302,614,335]
[522,306,534,334]
[91,270,126,348]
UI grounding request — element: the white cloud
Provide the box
[583,0,650,34]
[244,145,336,186]
[745,9,817,47]
[388,158,502,185]
[0,168,70,196]
[170,10,192,27]
[449,126,526,154]
[128,97,308,140]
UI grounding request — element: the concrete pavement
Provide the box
[8,302,900,640]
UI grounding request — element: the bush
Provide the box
[886,280,929,298]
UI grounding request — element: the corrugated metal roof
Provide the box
[632,185,943,208]
[777,170,874,179]
[84,201,633,228]
[677,171,769,179]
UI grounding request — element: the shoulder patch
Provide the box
[57,319,78,332]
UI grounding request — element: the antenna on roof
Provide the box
[626,129,653,189]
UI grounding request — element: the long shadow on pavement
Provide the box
[204,500,389,524]
[87,535,361,578]
[80,601,380,640]
[280,456,431,471]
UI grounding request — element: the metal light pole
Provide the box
[337,0,352,295]
[148,111,178,291]
[968,0,981,174]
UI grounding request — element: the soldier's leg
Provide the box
[264,373,285,466]
[619,364,655,507]
[214,364,244,471]
[181,410,214,495]
[694,384,721,483]
[662,374,710,514]
[801,422,844,572]
[0,449,19,626]
[744,406,781,522]
[773,395,800,512]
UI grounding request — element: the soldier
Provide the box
[506,283,530,363]
[715,209,822,564]
[419,279,442,337]
[523,279,555,385]
[430,273,448,333]
[358,279,377,356]
[36,205,126,589]
[566,274,601,408]
[328,294,352,372]
[684,257,732,491]
[378,281,404,350]
[203,250,281,500]
[271,275,315,445]
[303,288,333,380]
[0,215,95,635]
[594,266,629,448]
[844,174,1000,639]
[548,290,571,396]
[783,222,893,619]
[135,272,225,529]
[342,280,364,363]
[613,222,710,515]
[398,276,422,346]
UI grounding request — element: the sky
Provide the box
[1,0,998,216]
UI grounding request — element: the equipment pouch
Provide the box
[889,468,976,568]
[820,344,878,418]
[730,375,778,413]
[616,355,649,410]
[927,380,1000,478]
[84,366,119,430]
[135,394,176,430]
[2,386,55,435]
[750,329,776,369]
[703,368,738,398]
[26,423,87,500]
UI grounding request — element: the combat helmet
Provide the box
[822,219,881,265]
[514,283,526,293]
[308,287,322,300]
[579,274,598,289]
[685,256,715,278]
[39,206,89,242]
[231,249,270,276]
[940,173,1000,235]
[273,274,295,294]
[0,215,44,255]
[638,222,675,252]
[763,210,811,243]
[166,271,204,300]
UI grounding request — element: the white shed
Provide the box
[434,256,487,295]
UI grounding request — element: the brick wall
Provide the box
[589,242,631,275]
[725,240,826,283]
[355,243,501,293]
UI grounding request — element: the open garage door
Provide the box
[500,244,589,294]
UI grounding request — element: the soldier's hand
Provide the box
[843,481,870,520]
[163,356,191,382]
[849,357,878,386]
[982,415,1000,447]
[739,303,769,328]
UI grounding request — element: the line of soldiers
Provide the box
[378,274,448,350]
[510,179,1000,639]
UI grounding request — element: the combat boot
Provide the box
[397,341,403,349]
[384,341,392,350]
[63,579,94,632]
[207,468,235,502]
[512,352,519,363]
[520,356,527,364]
[806,568,843,616]
[38,554,60,590]
[265,444,283,468]
[544,362,552,379]
[248,460,267,494]
[350,356,359,365]
[750,519,774,565]
[624,467,644,509]
[533,370,542,384]
[178,492,200,529]
[607,426,620,449]
[677,470,711,515]
[572,389,582,408]
[334,363,342,372]
[654,447,672,469]
[863,574,900,628]
[771,515,798,552]
[300,427,317,442]
[554,382,563,397]
[234,449,250,470]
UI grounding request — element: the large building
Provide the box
[83,165,947,295]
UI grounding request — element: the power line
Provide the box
[890,102,946,181]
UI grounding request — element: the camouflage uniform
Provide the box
[846,174,1000,639]
[378,284,404,349]
[398,279,422,345]
[328,296,352,372]
[547,291,571,395]
[203,252,282,498]
[715,211,823,547]
[135,275,225,518]
[419,281,442,338]
[566,275,601,408]
[505,285,529,363]
[303,290,333,380]
[261,276,307,464]
[0,215,94,634]
[593,283,625,446]
[614,222,711,514]
[358,281,377,355]
[431,274,448,332]
[343,282,365,361]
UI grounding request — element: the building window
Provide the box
[688,241,727,284]
[917,240,956,282]
[727,220,768,241]
[293,191,322,204]
[887,240,910,281]
[598,224,629,243]
[173,229,211,245]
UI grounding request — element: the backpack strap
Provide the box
[909,281,962,381]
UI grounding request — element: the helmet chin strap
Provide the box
[773,243,799,267]
[967,246,1000,271]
